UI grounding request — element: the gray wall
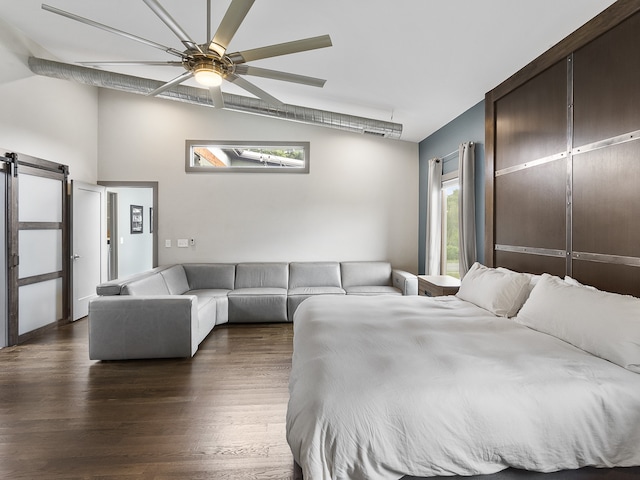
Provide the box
[418,100,485,274]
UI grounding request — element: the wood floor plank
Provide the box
[0,320,295,479]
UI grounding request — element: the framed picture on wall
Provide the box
[130,205,143,234]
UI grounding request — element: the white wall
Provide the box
[108,187,154,278]
[98,89,419,272]
[0,20,98,182]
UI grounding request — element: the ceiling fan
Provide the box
[42,0,332,108]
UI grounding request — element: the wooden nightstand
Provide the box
[418,275,460,297]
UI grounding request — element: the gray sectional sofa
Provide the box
[88,261,417,360]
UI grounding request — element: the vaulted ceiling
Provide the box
[0,0,617,142]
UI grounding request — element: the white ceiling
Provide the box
[0,0,618,142]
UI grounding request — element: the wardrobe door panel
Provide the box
[573,143,640,259]
[495,60,567,171]
[495,160,566,250]
[574,11,640,146]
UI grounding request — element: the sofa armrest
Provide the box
[392,269,418,295]
[88,295,199,360]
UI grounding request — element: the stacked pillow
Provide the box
[456,262,531,317]
[514,273,640,373]
[456,263,640,373]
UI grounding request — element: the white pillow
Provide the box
[456,262,530,317]
[497,267,541,301]
[515,273,640,373]
[563,275,596,290]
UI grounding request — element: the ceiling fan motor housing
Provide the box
[185,48,235,78]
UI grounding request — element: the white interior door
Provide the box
[72,181,106,320]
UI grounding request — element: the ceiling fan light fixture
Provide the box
[194,64,223,87]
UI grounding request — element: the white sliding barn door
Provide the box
[17,167,66,336]
[71,181,106,320]
[5,153,69,344]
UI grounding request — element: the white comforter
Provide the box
[286,295,640,480]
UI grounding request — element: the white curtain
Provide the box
[425,158,442,275]
[458,142,477,277]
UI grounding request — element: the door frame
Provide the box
[97,181,158,269]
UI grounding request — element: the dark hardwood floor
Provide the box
[2,320,639,480]
[0,320,295,479]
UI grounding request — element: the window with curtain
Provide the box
[425,142,475,278]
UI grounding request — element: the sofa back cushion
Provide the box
[160,265,190,295]
[183,263,236,290]
[122,273,170,295]
[341,261,392,288]
[235,263,288,289]
[96,265,171,296]
[289,262,342,289]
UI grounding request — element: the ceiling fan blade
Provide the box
[228,34,332,64]
[147,71,194,96]
[80,61,184,67]
[206,0,212,42]
[41,4,184,58]
[142,0,202,52]
[227,73,283,107]
[209,85,225,109]
[208,0,255,57]
[234,65,326,88]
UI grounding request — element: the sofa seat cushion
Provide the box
[229,287,287,296]
[287,287,346,321]
[186,288,231,298]
[345,285,402,295]
[288,286,346,296]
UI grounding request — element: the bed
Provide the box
[286,265,640,480]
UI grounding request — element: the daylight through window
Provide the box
[441,177,460,278]
[186,141,309,173]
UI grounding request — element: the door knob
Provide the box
[72,254,81,260]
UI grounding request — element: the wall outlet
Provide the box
[177,238,189,248]
[165,239,171,248]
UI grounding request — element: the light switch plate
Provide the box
[177,238,189,248]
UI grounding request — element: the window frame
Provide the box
[185,140,310,174]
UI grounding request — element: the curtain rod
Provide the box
[441,142,475,161]
[441,149,458,161]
